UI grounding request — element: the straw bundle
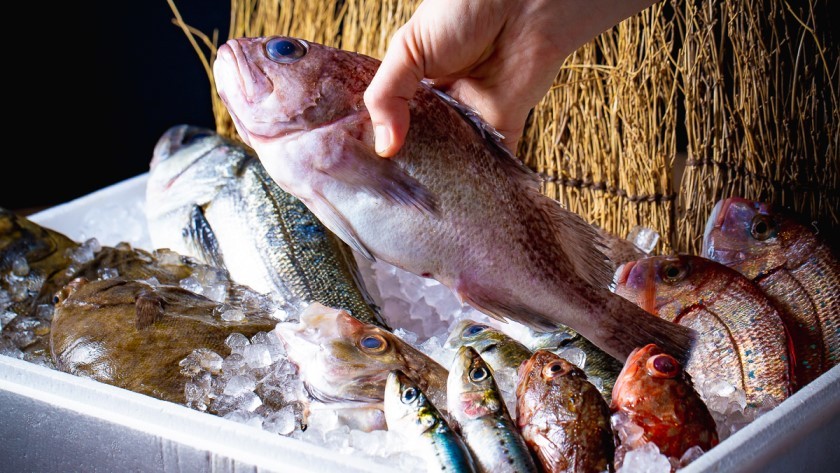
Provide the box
[169,0,837,256]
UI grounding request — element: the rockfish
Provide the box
[610,344,718,468]
[212,36,695,363]
[704,196,840,380]
[384,370,477,473]
[516,350,614,473]
[274,303,449,418]
[146,125,386,328]
[614,255,792,405]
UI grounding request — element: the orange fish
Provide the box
[703,197,840,385]
[610,344,718,467]
[614,255,792,406]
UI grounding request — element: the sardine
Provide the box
[447,346,538,473]
[610,344,718,468]
[614,255,792,405]
[50,277,277,404]
[703,196,840,382]
[274,302,449,418]
[146,125,387,328]
[446,319,621,400]
[212,36,695,364]
[385,370,477,473]
[516,350,614,473]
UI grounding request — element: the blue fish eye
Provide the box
[265,37,307,64]
[464,324,487,337]
[469,366,489,382]
[401,387,418,404]
[360,334,386,351]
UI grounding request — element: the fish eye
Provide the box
[646,353,680,378]
[469,366,490,382]
[542,360,571,378]
[660,261,688,283]
[401,387,418,404]
[265,37,307,64]
[750,215,776,241]
[359,334,387,353]
[463,324,488,337]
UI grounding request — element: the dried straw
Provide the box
[168,0,837,255]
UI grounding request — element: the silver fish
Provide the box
[448,346,538,473]
[385,370,477,473]
[146,125,386,328]
[212,36,695,363]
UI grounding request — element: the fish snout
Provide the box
[150,125,216,169]
[614,260,637,287]
[216,40,274,105]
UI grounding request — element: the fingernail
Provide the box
[374,125,390,154]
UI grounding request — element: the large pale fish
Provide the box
[516,350,614,473]
[384,370,477,473]
[610,344,718,469]
[212,36,695,364]
[274,302,449,419]
[146,125,386,328]
[703,196,840,379]
[614,255,792,405]
[50,277,277,404]
[447,346,538,473]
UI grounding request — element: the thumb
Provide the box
[364,25,425,158]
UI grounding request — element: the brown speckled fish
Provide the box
[212,36,696,364]
[516,350,614,473]
[610,344,718,468]
[703,197,840,383]
[614,255,791,406]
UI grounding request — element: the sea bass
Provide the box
[146,125,386,328]
[610,344,718,468]
[614,255,792,405]
[447,346,538,473]
[274,302,449,418]
[212,36,695,364]
[50,277,277,404]
[516,350,614,473]
[703,196,840,376]
[384,370,477,473]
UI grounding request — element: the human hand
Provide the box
[364,0,657,157]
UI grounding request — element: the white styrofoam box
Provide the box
[3,174,839,472]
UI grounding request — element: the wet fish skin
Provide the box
[516,350,614,473]
[274,303,449,417]
[703,196,840,377]
[212,36,696,364]
[385,370,477,473]
[448,346,538,473]
[614,254,792,405]
[146,125,387,328]
[610,344,718,467]
[50,277,277,404]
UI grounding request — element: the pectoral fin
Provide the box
[316,137,438,214]
[185,204,226,269]
[310,191,375,261]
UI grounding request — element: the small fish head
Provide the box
[213,36,376,148]
[611,344,687,414]
[384,370,437,436]
[703,197,793,278]
[150,125,220,169]
[445,319,505,352]
[516,350,586,414]
[448,346,503,422]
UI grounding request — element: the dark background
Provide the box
[3,1,231,213]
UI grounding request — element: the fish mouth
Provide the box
[614,260,637,287]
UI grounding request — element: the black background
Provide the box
[3,1,230,212]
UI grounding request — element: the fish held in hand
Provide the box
[516,350,614,473]
[212,35,695,364]
[274,302,449,417]
[385,370,477,473]
[146,125,386,328]
[704,196,840,379]
[610,344,718,468]
[614,255,792,405]
[448,346,538,473]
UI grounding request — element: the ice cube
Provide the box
[224,374,257,397]
[179,276,204,295]
[185,382,208,410]
[237,391,263,412]
[221,308,245,322]
[205,284,227,303]
[223,410,252,424]
[556,347,587,369]
[183,348,224,374]
[678,445,705,468]
[153,249,184,266]
[1,310,17,329]
[242,344,272,369]
[9,283,29,303]
[263,405,297,435]
[11,257,29,277]
[393,328,419,345]
[619,442,671,473]
[0,289,11,311]
[222,353,247,374]
[96,268,119,280]
[626,226,660,255]
[225,333,250,349]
